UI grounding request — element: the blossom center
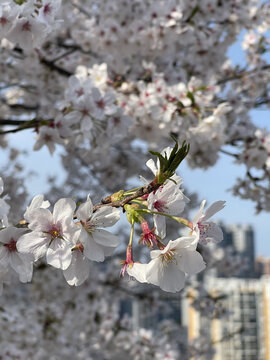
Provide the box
[4,238,17,252]
[153,200,166,212]
[161,250,177,265]
[198,222,209,237]
[47,224,62,240]
[81,220,95,233]
[44,4,52,15]
[96,99,105,109]
[0,17,8,26]
[22,21,31,32]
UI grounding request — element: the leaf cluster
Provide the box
[149,136,190,183]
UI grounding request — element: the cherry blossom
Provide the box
[147,180,189,238]
[0,226,33,283]
[17,198,79,270]
[76,196,120,262]
[192,200,226,245]
[128,235,205,292]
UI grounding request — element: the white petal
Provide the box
[0,226,26,244]
[203,201,226,222]
[153,214,166,239]
[177,249,206,275]
[0,247,9,264]
[46,238,72,270]
[63,250,90,286]
[76,197,93,222]
[157,264,186,293]
[0,177,3,195]
[146,258,186,292]
[9,253,33,282]
[27,208,53,231]
[24,194,50,222]
[103,245,117,257]
[145,258,161,286]
[92,229,119,248]
[127,263,148,283]
[146,159,157,175]
[91,206,120,228]
[82,232,106,262]
[192,200,206,224]
[53,198,76,224]
[150,249,162,260]
[16,231,48,261]
[163,236,197,254]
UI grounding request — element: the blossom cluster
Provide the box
[1,0,269,211]
[0,144,225,294]
[0,0,62,50]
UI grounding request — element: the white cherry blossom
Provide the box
[128,235,205,292]
[147,180,189,238]
[76,196,120,263]
[192,200,226,245]
[0,227,33,283]
[17,198,79,270]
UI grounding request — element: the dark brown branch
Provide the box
[40,57,73,77]
[217,64,270,85]
[93,178,162,212]
[0,118,40,135]
[50,48,79,63]
[0,119,34,126]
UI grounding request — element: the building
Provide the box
[185,276,270,360]
[256,256,270,277]
[218,224,256,278]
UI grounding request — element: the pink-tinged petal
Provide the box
[203,201,226,222]
[91,229,119,248]
[16,231,48,261]
[83,234,105,262]
[76,197,93,222]
[177,249,206,275]
[27,208,53,231]
[192,200,206,224]
[63,250,90,286]
[91,207,120,228]
[46,238,72,270]
[53,198,76,224]
[127,263,148,283]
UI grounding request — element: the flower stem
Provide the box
[129,219,135,246]
[136,209,193,229]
